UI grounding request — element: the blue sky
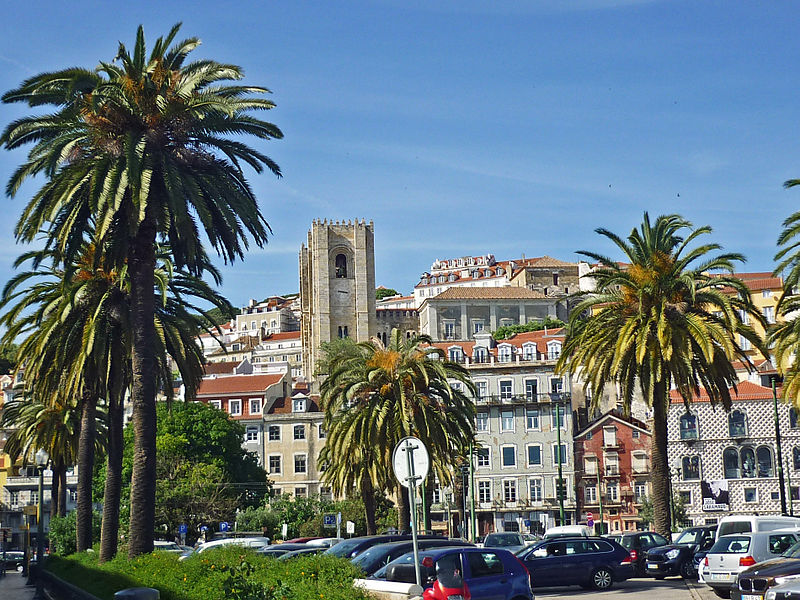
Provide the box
[1,1,799,306]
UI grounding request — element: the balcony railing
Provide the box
[474,393,571,406]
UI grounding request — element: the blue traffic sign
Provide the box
[179,524,188,534]
[219,521,230,532]
[200,525,208,532]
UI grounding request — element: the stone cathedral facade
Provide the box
[299,219,377,384]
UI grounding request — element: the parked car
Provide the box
[605,531,670,576]
[153,540,185,553]
[716,516,800,540]
[645,526,716,579]
[700,531,800,598]
[325,534,443,559]
[765,578,800,600]
[2,551,26,571]
[256,543,314,558]
[351,539,474,576]
[483,532,526,554]
[381,546,533,600]
[180,536,272,560]
[543,525,592,539]
[730,540,800,600]
[277,547,326,560]
[307,537,343,548]
[517,536,634,591]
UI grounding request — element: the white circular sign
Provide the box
[392,436,430,488]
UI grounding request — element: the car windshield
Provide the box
[782,541,800,558]
[351,545,394,568]
[325,539,364,557]
[674,529,702,545]
[485,534,520,547]
[607,535,632,549]
[709,536,751,554]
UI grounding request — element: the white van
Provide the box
[715,515,800,540]
[543,525,593,539]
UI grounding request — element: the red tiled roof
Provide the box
[430,328,565,357]
[197,373,284,396]
[669,380,778,403]
[203,361,240,375]
[264,331,301,341]
[267,397,321,414]
[432,287,547,300]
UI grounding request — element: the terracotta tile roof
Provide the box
[197,373,284,396]
[669,380,778,403]
[429,328,565,357]
[203,361,240,375]
[740,277,783,291]
[432,287,548,300]
[267,396,321,414]
[264,331,301,341]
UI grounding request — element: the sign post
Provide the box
[179,523,188,546]
[393,436,430,588]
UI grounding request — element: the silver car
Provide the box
[766,578,800,600]
[700,531,799,599]
[483,532,526,554]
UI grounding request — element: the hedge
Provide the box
[46,546,371,600]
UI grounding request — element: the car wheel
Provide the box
[592,568,614,590]
[712,589,731,599]
[679,560,696,579]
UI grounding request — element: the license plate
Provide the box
[742,595,762,600]
[710,573,732,581]
[647,563,659,569]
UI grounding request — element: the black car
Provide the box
[645,526,716,579]
[517,536,635,591]
[606,531,670,576]
[730,541,800,600]
[324,534,444,559]
[350,539,474,576]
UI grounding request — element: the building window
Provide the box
[228,399,241,416]
[294,455,307,474]
[529,479,543,503]
[337,325,349,338]
[724,447,741,479]
[249,398,262,415]
[632,430,640,439]
[763,289,773,298]
[294,424,305,440]
[318,424,326,439]
[501,409,515,431]
[31,490,39,505]
[606,483,619,503]
[335,254,347,278]
[502,446,516,467]
[498,345,512,363]
[634,483,647,501]
[794,447,800,471]
[448,348,463,362]
[678,490,691,506]
[679,413,698,440]
[478,481,492,503]
[293,398,307,413]
[522,344,536,361]
[268,456,281,474]
[245,426,259,442]
[682,456,701,480]
[547,342,561,360]
[443,321,455,340]
[320,486,333,501]
[550,378,563,394]
[474,347,488,363]
[476,448,490,468]
[744,487,757,503]
[552,404,567,429]
[473,320,485,334]
[740,335,751,351]
[499,380,513,400]
[295,487,307,498]
[757,446,774,477]
[764,306,776,324]
[585,486,597,503]
[741,447,757,478]
[476,380,488,399]
[527,445,542,466]
[729,410,747,437]
[476,412,489,432]
[585,456,598,475]
[268,425,280,441]
[504,480,517,503]
[792,409,799,429]
[525,379,538,400]
[552,444,567,466]
[526,407,539,430]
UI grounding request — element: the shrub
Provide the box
[49,511,102,555]
[46,545,370,600]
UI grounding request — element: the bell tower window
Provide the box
[335,254,348,278]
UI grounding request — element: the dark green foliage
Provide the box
[45,546,371,600]
[375,288,399,300]
[492,317,566,340]
[49,511,102,555]
[0,343,17,374]
[200,306,241,329]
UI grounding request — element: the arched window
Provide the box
[474,347,488,363]
[729,410,747,437]
[335,254,347,278]
[679,414,698,440]
[793,447,800,471]
[741,447,756,478]
[791,408,799,430]
[522,343,537,361]
[756,446,774,477]
[723,448,740,479]
[682,456,700,480]
[498,345,512,363]
[448,348,463,362]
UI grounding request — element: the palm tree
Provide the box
[1,24,281,556]
[320,329,476,533]
[556,213,765,536]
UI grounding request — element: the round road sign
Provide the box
[392,436,430,488]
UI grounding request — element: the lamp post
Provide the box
[773,379,788,515]
[555,401,565,525]
[33,448,48,599]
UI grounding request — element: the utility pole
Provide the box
[555,401,565,525]
[774,379,788,515]
[596,468,604,535]
[469,442,476,542]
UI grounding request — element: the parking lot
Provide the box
[534,577,712,600]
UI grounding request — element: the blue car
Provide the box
[379,546,534,600]
[517,536,635,591]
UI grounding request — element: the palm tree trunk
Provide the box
[423,473,434,532]
[100,394,124,562]
[397,483,411,534]
[361,477,377,535]
[127,208,159,558]
[50,463,60,521]
[58,465,68,517]
[651,382,672,537]
[76,390,98,551]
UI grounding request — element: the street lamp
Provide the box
[33,448,48,599]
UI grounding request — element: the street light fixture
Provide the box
[33,448,48,600]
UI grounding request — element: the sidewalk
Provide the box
[0,572,36,600]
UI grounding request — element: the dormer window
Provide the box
[293,397,307,413]
[448,347,463,362]
[474,347,488,363]
[496,267,504,276]
[522,343,537,361]
[448,274,457,282]
[546,342,562,360]
[498,345,513,363]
